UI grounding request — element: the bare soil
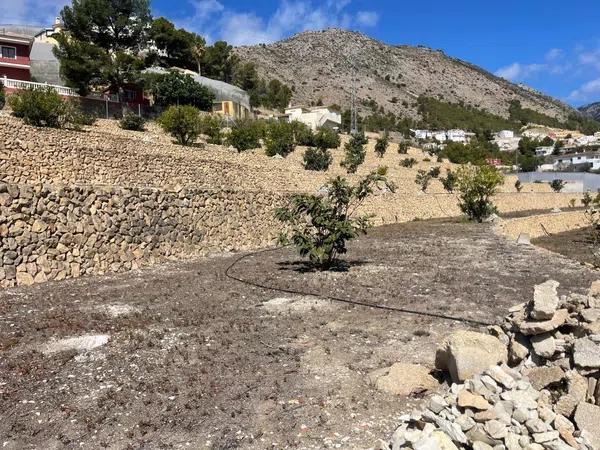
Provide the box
[532,226,594,266]
[1,219,596,450]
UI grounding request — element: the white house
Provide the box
[535,146,554,157]
[413,129,431,140]
[284,106,341,131]
[447,129,468,143]
[497,130,514,139]
[553,152,600,171]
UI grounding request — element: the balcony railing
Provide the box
[1,77,78,97]
[0,55,30,66]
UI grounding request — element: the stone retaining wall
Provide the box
[495,211,588,240]
[0,181,284,288]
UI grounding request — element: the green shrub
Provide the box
[119,113,145,131]
[400,157,417,168]
[265,121,295,157]
[374,134,389,158]
[0,82,5,109]
[275,168,395,269]
[397,141,409,154]
[313,127,341,149]
[199,115,224,144]
[415,169,432,192]
[550,179,566,193]
[292,121,314,146]
[429,166,441,178]
[8,87,91,129]
[455,165,505,222]
[157,105,200,146]
[303,147,332,171]
[341,133,367,173]
[440,170,457,192]
[583,192,593,208]
[9,87,70,127]
[228,119,262,152]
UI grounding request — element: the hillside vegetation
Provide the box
[234,29,586,126]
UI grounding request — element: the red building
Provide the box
[0,32,33,82]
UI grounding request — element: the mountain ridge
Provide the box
[234,28,579,123]
[580,102,600,122]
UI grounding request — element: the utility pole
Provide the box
[350,64,358,135]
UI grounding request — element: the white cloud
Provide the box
[1,0,69,26]
[495,62,544,82]
[180,0,380,46]
[355,11,379,27]
[569,78,600,101]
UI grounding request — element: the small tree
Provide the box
[550,179,566,193]
[585,195,600,267]
[515,179,523,193]
[440,170,457,192]
[374,133,389,158]
[157,105,200,146]
[415,169,432,192]
[400,157,417,168]
[582,192,593,208]
[397,141,409,154]
[275,167,395,269]
[199,114,223,144]
[303,147,332,171]
[227,119,262,152]
[313,127,341,149]
[265,121,295,157]
[455,165,505,222]
[144,71,215,110]
[119,113,145,131]
[341,133,367,173]
[291,121,314,146]
[429,166,441,178]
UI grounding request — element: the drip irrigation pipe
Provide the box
[224,246,494,327]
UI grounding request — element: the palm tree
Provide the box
[192,42,205,75]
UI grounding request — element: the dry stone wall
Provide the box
[0,181,283,288]
[0,114,587,287]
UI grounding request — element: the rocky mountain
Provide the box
[234,29,576,121]
[580,102,600,121]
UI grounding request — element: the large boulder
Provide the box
[573,337,600,369]
[531,280,560,320]
[435,331,508,383]
[368,363,439,396]
[517,309,569,336]
[574,402,600,449]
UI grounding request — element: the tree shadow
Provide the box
[276,259,371,273]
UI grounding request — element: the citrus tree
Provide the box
[455,165,504,222]
[275,167,395,269]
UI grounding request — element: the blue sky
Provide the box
[6,0,600,106]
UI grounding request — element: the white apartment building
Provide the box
[284,106,341,131]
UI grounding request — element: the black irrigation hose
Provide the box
[224,246,494,327]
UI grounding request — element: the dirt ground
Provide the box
[1,219,597,450]
[532,226,594,266]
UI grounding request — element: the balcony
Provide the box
[1,77,78,97]
[0,55,30,67]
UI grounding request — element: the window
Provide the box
[1,46,16,59]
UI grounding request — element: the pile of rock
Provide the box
[382,280,600,450]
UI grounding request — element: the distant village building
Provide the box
[282,106,341,131]
[497,130,514,139]
[412,129,471,143]
[535,146,554,157]
[551,152,600,171]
